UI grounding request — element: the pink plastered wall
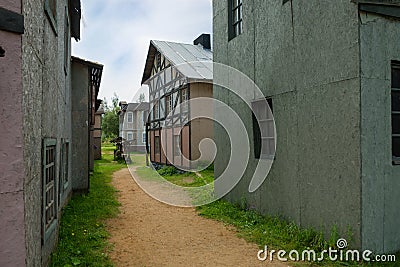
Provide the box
[0,1,26,266]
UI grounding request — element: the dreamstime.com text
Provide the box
[257,239,397,263]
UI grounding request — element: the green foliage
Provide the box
[157,166,179,176]
[138,93,145,103]
[102,111,119,139]
[50,152,125,266]
[102,93,120,139]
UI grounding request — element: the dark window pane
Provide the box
[393,137,400,158]
[392,65,400,88]
[392,90,400,112]
[392,114,400,135]
[252,112,261,158]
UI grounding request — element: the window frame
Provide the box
[154,136,160,154]
[228,0,243,41]
[127,112,133,123]
[391,62,400,165]
[252,98,275,160]
[127,132,134,141]
[142,132,147,144]
[173,134,181,157]
[42,138,58,242]
[181,88,189,112]
[153,100,160,120]
[166,94,173,115]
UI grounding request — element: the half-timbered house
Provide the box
[141,34,213,169]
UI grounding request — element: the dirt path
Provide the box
[107,168,289,267]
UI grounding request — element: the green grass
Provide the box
[134,164,214,187]
[50,151,125,267]
[197,201,399,267]
[102,144,115,153]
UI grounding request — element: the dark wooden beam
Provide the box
[0,7,24,34]
[359,3,400,18]
[352,0,400,6]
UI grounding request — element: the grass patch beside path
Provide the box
[50,152,125,267]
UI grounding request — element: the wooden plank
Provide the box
[0,7,24,34]
[360,3,400,18]
[352,0,400,6]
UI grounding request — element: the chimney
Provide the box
[193,34,211,50]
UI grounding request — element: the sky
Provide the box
[72,0,213,105]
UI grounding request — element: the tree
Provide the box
[102,93,120,140]
[138,93,145,103]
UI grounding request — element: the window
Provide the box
[166,95,173,114]
[391,63,400,164]
[252,98,275,159]
[153,100,159,120]
[127,112,133,123]
[43,139,57,241]
[142,132,146,144]
[181,88,189,112]
[44,0,57,34]
[228,0,243,40]
[173,135,181,156]
[59,140,69,204]
[127,132,134,141]
[154,136,160,154]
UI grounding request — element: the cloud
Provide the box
[72,0,212,104]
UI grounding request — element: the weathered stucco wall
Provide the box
[71,61,90,192]
[214,0,362,248]
[22,0,73,265]
[360,11,400,253]
[0,2,26,264]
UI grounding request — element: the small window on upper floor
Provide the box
[166,95,173,115]
[181,88,189,112]
[45,0,58,35]
[228,0,243,41]
[127,112,133,123]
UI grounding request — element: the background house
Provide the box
[142,34,214,169]
[71,56,103,192]
[0,0,104,265]
[118,101,149,153]
[94,102,105,160]
[213,0,400,254]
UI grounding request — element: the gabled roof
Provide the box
[141,40,213,84]
[126,102,150,112]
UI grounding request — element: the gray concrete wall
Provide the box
[21,1,45,265]
[0,2,26,266]
[359,11,400,253]
[214,0,362,248]
[71,62,90,193]
[21,0,73,264]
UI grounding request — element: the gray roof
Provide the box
[141,40,213,84]
[125,102,150,112]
